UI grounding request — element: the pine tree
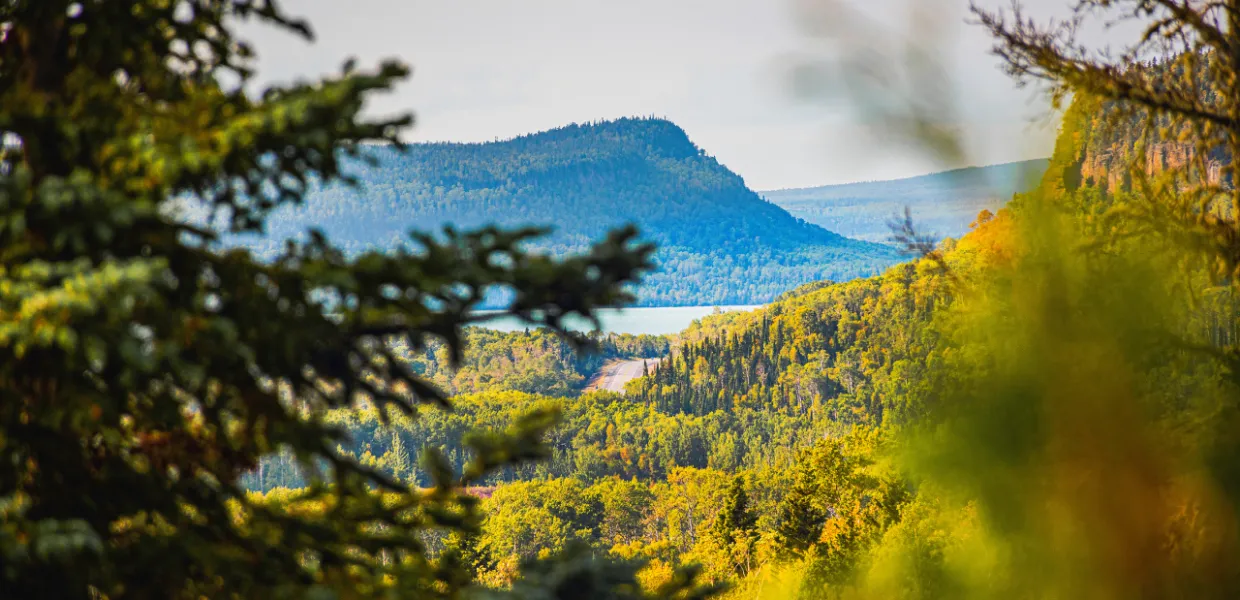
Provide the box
[0,2,703,598]
[773,486,826,555]
[718,477,758,541]
[710,476,758,578]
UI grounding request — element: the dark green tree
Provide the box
[0,1,700,598]
[709,476,757,578]
[713,477,757,543]
[773,487,826,556]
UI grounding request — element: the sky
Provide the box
[243,0,1080,190]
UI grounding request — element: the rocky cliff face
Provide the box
[1078,140,1224,191]
[1057,92,1228,193]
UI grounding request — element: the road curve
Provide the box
[585,358,661,394]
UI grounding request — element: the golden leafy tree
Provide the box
[974,0,1240,284]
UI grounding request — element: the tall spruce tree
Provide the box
[0,2,714,598]
[709,476,757,578]
[773,487,826,556]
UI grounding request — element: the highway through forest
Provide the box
[585,358,661,394]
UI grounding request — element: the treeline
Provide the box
[455,431,898,587]
[247,387,921,595]
[245,389,843,491]
[261,118,843,253]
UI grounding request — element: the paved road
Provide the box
[587,358,661,394]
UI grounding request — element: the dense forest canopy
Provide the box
[396,327,670,398]
[235,117,901,306]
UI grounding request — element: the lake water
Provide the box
[476,305,764,336]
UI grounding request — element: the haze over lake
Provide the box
[476,305,763,335]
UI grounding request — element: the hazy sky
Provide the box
[244,0,1078,189]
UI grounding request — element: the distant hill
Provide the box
[761,159,1049,244]
[247,117,900,307]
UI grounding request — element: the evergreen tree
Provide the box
[709,476,757,578]
[773,487,826,556]
[0,2,712,598]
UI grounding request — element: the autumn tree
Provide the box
[0,1,714,598]
[388,432,414,485]
[974,0,1240,297]
[969,10,1240,574]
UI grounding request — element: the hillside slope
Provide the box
[761,159,1048,243]
[630,92,1223,428]
[249,118,900,306]
[630,212,1010,425]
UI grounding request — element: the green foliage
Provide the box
[630,252,959,425]
[397,327,669,397]
[0,2,723,598]
[713,478,758,544]
[772,431,908,594]
[477,479,603,564]
[706,477,759,578]
[246,388,844,490]
[479,542,724,600]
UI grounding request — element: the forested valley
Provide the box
[242,75,1240,594]
[397,328,669,398]
[8,1,1240,599]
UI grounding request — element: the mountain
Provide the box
[246,117,900,307]
[760,159,1049,244]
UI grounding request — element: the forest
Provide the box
[395,327,669,397]
[246,67,1240,598]
[240,80,1240,595]
[6,1,1240,599]
[245,204,994,587]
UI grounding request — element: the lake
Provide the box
[475,305,764,336]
